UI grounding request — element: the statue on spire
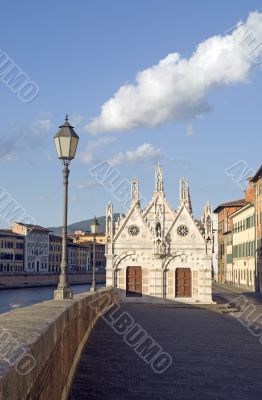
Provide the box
[131,177,140,205]
[179,178,193,214]
[202,200,213,238]
[155,162,164,192]
[106,201,113,240]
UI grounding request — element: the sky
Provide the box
[0,0,262,229]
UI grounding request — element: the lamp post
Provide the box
[90,216,100,292]
[54,115,79,300]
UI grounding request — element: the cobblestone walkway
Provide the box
[69,303,262,400]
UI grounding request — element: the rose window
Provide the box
[177,225,189,237]
[128,225,140,236]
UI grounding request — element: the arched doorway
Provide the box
[126,266,142,297]
[175,268,192,297]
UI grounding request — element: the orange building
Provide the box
[214,199,248,283]
[214,178,256,284]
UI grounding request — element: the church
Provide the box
[105,163,213,303]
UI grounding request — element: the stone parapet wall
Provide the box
[0,272,106,289]
[0,288,114,400]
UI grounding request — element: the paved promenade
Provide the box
[69,301,262,400]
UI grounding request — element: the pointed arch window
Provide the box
[156,222,161,237]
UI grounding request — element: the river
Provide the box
[0,284,105,314]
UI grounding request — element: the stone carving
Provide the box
[131,177,139,205]
[155,162,164,192]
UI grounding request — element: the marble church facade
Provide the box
[105,164,213,303]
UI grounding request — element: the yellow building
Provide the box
[0,230,24,273]
[225,233,233,284]
[232,203,256,290]
[251,165,262,291]
[73,230,106,244]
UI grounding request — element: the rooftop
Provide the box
[251,164,262,183]
[213,199,248,213]
[13,223,51,232]
[0,229,24,238]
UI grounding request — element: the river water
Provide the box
[0,284,105,314]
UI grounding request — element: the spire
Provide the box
[131,177,140,206]
[106,201,113,239]
[179,178,193,214]
[202,200,213,238]
[155,162,164,193]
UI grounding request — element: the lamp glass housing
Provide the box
[90,219,100,234]
[54,117,79,160]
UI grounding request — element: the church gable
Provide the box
[168,205,206,246]
[113,205,153,244]
[143,194,176,236]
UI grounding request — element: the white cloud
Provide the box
[70,114,83,126]
[77,181,102,190]
[0,118,53,162]
[46,152,52,161]
[79,136,116,163]
[72,195,78,202]
[186,125,193,136]
[86,11,262,133]
[170,156,190,170]
[30,119,52,136]
[40,195,56,201]
[108,143,163,166]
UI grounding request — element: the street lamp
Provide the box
[90,216,100,292]
[54,115,79,300]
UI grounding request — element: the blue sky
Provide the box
[0,0,262,228]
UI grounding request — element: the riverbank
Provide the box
[0,272,105,289]
[0,284,105,314]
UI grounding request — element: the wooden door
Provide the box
[175,268,192,298]
[126,266,142,297]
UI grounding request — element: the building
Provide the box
[251,165,262,291]
[211,213,218,280]
[231,203,256,290]
[73,230,106,244]
[72,230,106,272]
[225,232,233,284]
[12,223,50,273]
[0,223,92,276]
[213,199,248,283]
[105,163,214,303]
[49,234,90,273]
[87,242,106,272]
[0,230,24,273]
[49,234,62,272]
[67,240,89,273]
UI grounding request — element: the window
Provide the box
[227,254,232,264]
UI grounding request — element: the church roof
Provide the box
[213,199,248,213]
